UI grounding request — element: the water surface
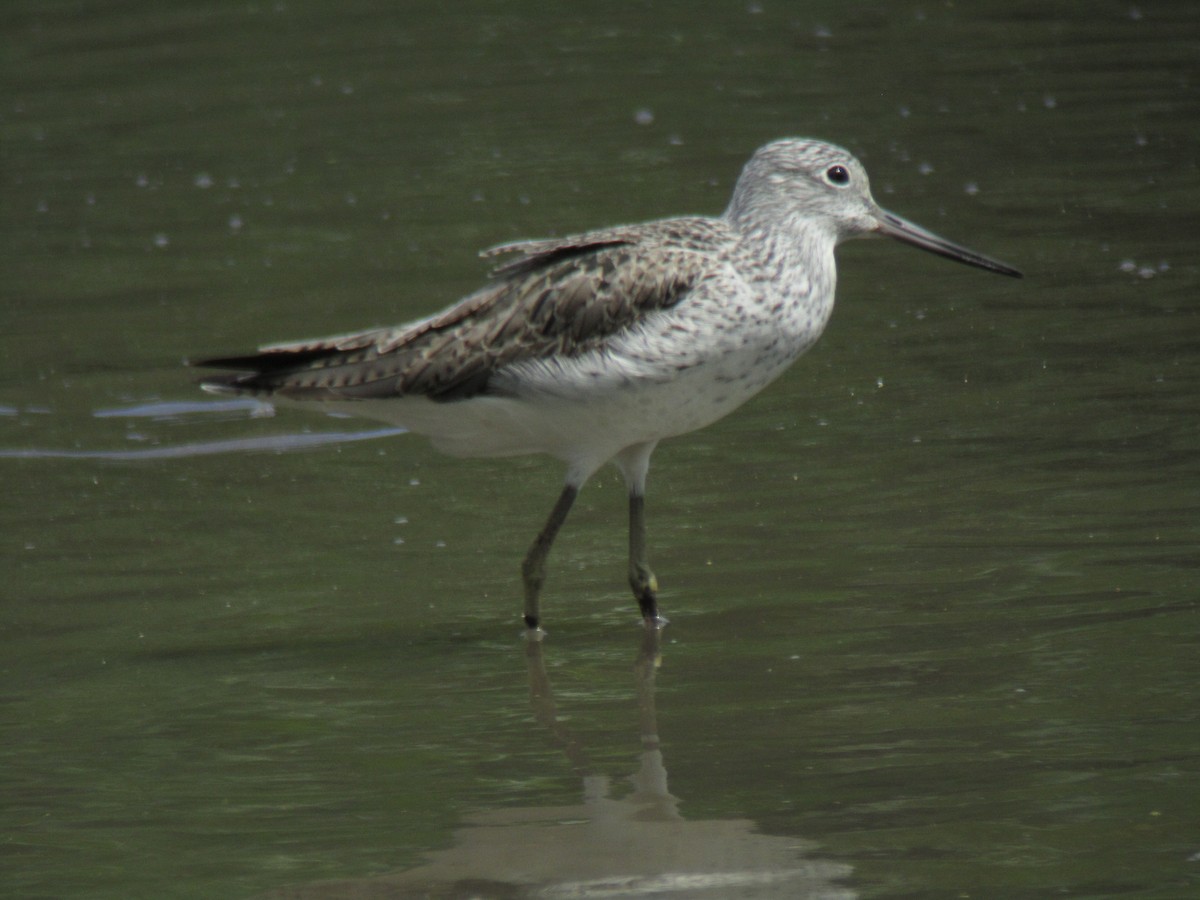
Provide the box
[4,2,1198,897]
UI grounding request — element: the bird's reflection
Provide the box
[264,630,854,899]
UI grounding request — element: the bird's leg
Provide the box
[628,491,661,625]
[521,484,579,631]
[613,440,664,628]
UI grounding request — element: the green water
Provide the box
[4,2,1198,897]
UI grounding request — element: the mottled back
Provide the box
[196,218,730,402]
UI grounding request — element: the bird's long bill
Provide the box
[875,209,1022,278]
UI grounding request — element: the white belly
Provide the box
[285,283,830,479]
[301,334,797,477]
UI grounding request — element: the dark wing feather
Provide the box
[194,221,719,402]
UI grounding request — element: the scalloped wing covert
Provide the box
[195,219,731,402]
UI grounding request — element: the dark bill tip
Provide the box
[876,210,1022,279]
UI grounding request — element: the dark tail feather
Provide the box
[188,347,343,396]
[189,341,484,402]
[190,347,340,372]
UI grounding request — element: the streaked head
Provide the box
[728,138,1021,278]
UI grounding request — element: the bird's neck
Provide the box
[720,206,840,349]
[731,208,837,287]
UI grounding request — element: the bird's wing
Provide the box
[193,218,728,402]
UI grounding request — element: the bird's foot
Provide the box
[641,613,669,631]
[522,619,547,642]
[632,574,664,628]
[630,564,659,608]
[634,571,659,596]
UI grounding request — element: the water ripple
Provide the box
[0,428,406,460]
[0,398,405,460]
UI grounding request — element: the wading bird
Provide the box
[195,138,1020,632]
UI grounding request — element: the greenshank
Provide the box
[195,138,1020,631]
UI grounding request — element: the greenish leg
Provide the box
[628,492,661,624]
[521,484,579,631]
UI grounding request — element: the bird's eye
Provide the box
[825,165,850,186]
